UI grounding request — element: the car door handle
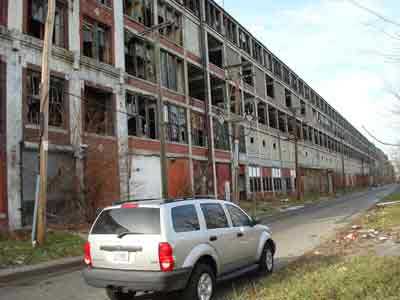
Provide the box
[210,236,218,242]
[237,232,244,238]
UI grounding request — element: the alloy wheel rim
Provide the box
[197,273,213,300]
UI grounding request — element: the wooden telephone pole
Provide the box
[37,0,56,246]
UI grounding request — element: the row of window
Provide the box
[249,177,287,193]
[172,203,252,233]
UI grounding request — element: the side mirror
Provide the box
[251,218,260,226]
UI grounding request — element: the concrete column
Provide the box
[6,51,23,229]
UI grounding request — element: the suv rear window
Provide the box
[172,205,200,233]
[91,208,160,235]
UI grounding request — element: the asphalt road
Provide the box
[1,184,397,300]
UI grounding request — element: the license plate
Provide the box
[113,251,129,263]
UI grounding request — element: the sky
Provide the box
[215,0,400,158]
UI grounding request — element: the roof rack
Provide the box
[162,195,216,204]
[112,198,162,206]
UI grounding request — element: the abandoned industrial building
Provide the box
[0,0,394,229]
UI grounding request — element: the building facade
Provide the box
[0,0,392,229]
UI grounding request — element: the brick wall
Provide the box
[167,158,190,197]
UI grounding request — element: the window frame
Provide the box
[171,204,201,233]
[82,18,112,65]
[200,203,230,230]
[225,204,252,228]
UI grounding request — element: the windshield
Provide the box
[91,207,160,235]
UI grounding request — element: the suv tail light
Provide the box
[158,242,174,272]
[84,241,92,266]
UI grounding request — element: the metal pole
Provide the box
[37,0,56,246]
[341,137,346,193]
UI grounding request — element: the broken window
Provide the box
[82,19,111,64]
[213,119,229,150]
[205,0,222,33]
[211,76,225,108]
[161,51,183,92]
[278,111,286,133]
[282,67,290,85]
[272,57,281,79]
[239,29,250,55]
[296,121,301,139]
[298,80,304,98]
[285,89,292,108]
[266,74,274,98]
[165,103,187,144]
[188,63,205,101]
[258,102,267,125]
[291,74,298,92]
[181,0,200,17]
[84,86,114,136]
[208,34,223,68]
[223,16,237,44]
[26,70,65,128]
[242,58,253,87]
[249,167,262,193]
[229,85,242,115]
[158,1,182,45]
[191,112,207,147]
[126,93,158,139]
[304,86,310,100]
[123,0,153,27]
[253,42,262,65]
[287,116,294,134]
[273,178,282,192]
[125,30,155,82]
[300,100,306,115]
[27,0,67,48]
[268,106,277,129]
[265,51,272,71]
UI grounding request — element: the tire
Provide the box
[258,243,274,275]
[106,288,136,300]
[180,264,216,300]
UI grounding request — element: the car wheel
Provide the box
[180,264,216,300]
[258,243,274,275]
[106,288,136,300]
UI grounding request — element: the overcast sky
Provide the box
[215,0,400,158]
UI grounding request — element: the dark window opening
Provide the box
[208,34,223,68]
[263,177,273,192]
[278,111,286,133]
[158,1,182,45]
[223,16,237,44]
[253,42,262,64]
[300,100,306,115]
[165,103,187,144]
[239,29,250,54]
[26,70,65,128]
[27,0,67,48]
[84,86,114,136]
[258,102,267,125]
[282,67,290,85]
[161,51,183,92]
[213,119,230,151]
[273,178,282,191]
[273,58,281,78]
[182,0,200,17]
[125,30,155,82]
[210,75,225,108]
[205,1,222,33]
[285,89,292,108]
[268,106,277,129]
[123,0,153,27]
[83,19,111,64]
[126,93,158,139]
[191,112,207,147]
[266,74,274,98]
[242,58,253,87]
[188,64,205,101]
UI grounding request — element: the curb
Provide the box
[0,256,83,284]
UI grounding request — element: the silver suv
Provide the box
[83,198,276,300]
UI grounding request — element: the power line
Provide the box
[362,126,400,147]
[346,0,400,27]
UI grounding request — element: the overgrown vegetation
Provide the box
[0,230,84,268]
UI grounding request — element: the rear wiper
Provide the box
[117,232,143,239]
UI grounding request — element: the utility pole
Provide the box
[233,79,241,204]
[289,107,301,201]
[341,137,346,193]
[37,0,56,246]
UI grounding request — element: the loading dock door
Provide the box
[130,156,162,200]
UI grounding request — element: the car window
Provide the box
[226,205,252,227]
[200,203,229,229]
[91,208,160,235]
[171,205,200,233]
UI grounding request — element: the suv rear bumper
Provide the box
[82,267,192,292]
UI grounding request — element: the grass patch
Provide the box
[223,255,400,300]
[361,204,400,232]
[0,231,85,268]
[383,192,400,202]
